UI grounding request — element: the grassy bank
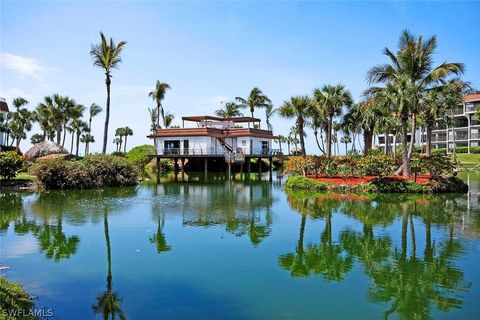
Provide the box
[0,276,36,320]
[455,154,480,169]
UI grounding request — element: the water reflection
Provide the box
[92,207,126,320]
[148,172,276,246]
[283,190,477,319]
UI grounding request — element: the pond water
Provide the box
[1,172,480,319]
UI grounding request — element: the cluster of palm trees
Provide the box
[113,126,133,153]
[213,87,276,129]
[0,95,103,157]
[273,30,469,177]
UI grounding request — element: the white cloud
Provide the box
[0,53,46,80]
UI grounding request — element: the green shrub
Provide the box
[366,178,432,193]
[415,153,454,179]
[284,156,317,175]
[0,151,24,180]
[30,154,139,189]
[285,175,327,191]
[357,150,395,176]
[111,151,125,157]
[145,158,174,176]
[126,144,155,166]
[0,276,36,320]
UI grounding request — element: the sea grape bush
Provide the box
[356,150,395,177]
[0,151,24,180]
[30,154,138,189]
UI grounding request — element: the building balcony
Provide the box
[153,147,281,157]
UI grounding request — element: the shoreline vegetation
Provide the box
[283,151,469,193]
[0,276,36,320]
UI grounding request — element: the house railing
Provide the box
[153,148,282,156]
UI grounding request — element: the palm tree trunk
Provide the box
[287,141,290,155]
[298,119,306,156]
[314,130,325,154]
[385,131,390,155]
[124,135,128,153]
[102,75,111,154]
[70,132,74,154]
[62,123,67,147]
[407,113,417,160]
[56,122,62,145]
[85,142,88,156]
[425,124,432,156]
[345,142,348,154]
[326,116,333,158]
[400,116,410,176]
[75,132,80,157]
[363,129,373,155]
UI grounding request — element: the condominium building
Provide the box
[376,93,480,153]
[0,98,9,146]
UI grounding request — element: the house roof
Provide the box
[464,94,480,103]
[181,115,261,123]
[0,100,9,112]
[148,127,274,139]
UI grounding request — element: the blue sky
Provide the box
[1,1,479,154]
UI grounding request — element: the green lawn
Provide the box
[455,153,480,168]
[13,172,36,181]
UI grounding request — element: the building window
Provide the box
[242,140,246,146]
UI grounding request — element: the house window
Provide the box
[261,141,269,155]
[242,140,246,146]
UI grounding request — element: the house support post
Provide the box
[204,158,208,174]
[269,157,273,181]
[156,157,160,182]
[258,158,262,173]
[247,158,251,174]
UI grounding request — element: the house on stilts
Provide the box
[148,115,279,175]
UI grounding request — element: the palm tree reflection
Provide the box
[92,207,126,320]
[283,191,471,319]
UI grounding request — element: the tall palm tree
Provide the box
[314,84,353,158]
[83,103,102,153]
[122,126,133,153]
[113,137,122,152]
[265,103,276,131]
[214,102,243,118]
[90,32,127,154]
[148,81,171,129]
[71,119,88,157]
[148,108,158,133]
[367,30,464,175]
[279,96,313,156]
[235,87,271,127]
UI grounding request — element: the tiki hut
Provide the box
[24,140,69,160]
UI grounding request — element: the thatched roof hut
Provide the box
[24,141,69,160]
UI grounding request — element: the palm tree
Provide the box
[279,96,313,156]
[90,32,127,154]
[340,134,352,154]
[265,103,276,131]
[84,103,102,154]
[112,137,122,152]
[235,87,271,127]
[148,81,171,129]
[367,30,464,175]
[214,102,243,118]
[81,133,95,155]
[30,133,44,145]
[6,97,29,146]
[164,112,175,128]
[122,126,133,153]
[34,103,55,141]
[114,128,124,152]
[71,119,88,156]
[314,84,353,158]
[9,108,34,150]
[148,108,157,133]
